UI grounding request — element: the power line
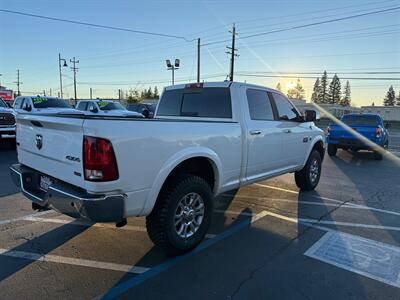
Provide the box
[235,73,400,81]
[0,9,194,42]
[202,6,400,46]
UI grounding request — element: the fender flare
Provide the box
[300,135,326,168]
[140,147,222,216]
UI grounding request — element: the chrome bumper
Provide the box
[10,164,126,222]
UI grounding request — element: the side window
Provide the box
[88,102,96,111]
[246,89,274,121]
[272,93,300,121]
[76,102,88,111]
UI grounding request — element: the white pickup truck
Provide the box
[11,82,325,254]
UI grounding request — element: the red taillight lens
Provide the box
[83,136,119,182]
[375,127,381,138]
[326,126,331,135]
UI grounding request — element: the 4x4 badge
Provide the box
[35,134,43,150]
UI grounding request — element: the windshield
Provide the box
[0,100,7,108]
[32,97,71,109]
[341,115,379,126]
[97,101,125,111]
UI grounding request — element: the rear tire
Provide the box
[146,175,213,255]
[327,144,337,156]
[295,150,322,191]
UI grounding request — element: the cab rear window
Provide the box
[157,88,232,118]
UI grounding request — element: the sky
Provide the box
[0,0,399,106]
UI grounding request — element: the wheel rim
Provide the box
[174,192,205,238]
[309,159,319,184]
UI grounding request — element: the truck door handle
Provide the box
[283,129,292,133]
[249,130,262,135]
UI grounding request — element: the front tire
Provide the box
[295,150,322,191]
[146,175,213,255]
[327,144,337,156]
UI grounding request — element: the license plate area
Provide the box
[39,175,53,192]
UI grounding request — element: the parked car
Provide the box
[326,113,389,160]
[13,96,73,113]
[0,98,16,141]
[10,82,325,254]
[127,102,157,118]
[76,99,143,117]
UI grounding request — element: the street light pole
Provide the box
[166,59,180,85]
[58,53,67,98]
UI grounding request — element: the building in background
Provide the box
[0,86,14,104]
[360,106,400,121]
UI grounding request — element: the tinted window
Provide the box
[341,115,379,126]
[272,93,299,121]
[158,88,232,118]
[0,100,7,108]
[97,101,124,111]
[76,101,88,111]
[32,97,71,109]
[246,89,274,120]
[127,104,139,111]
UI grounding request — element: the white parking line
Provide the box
[254,183,400,217]
[299,218,400,232]
[0,248,149,274]
[0,210,53,226]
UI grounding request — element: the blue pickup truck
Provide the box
[326,113,389,160]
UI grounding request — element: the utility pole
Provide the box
[43,90,46,96]
[14,69,22,96]
[118,89,121,100]
[197,38,201,83]
[90,88,93,99]
[50,88,52,96]
[226,24,238,81]
[70,57,79,105]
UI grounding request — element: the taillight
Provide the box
[83,136,119,182]
[375,127,381,138]
[326,126,331,136]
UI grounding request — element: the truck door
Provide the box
[243,87,285,182]
[269,92,309,168]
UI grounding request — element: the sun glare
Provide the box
[285,81,295,90]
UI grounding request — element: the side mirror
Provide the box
[304,110,319,122]
[142,109,150,118]
[385,122,391,128]
[89,105,98,113]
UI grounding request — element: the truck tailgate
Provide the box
[331,124,377,142]
[16,113,85,188]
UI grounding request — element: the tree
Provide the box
[153,86,159,99]
[293,78,305,99]
[319,71,329,103]
[328,74,341,104]
[311,78,321,103]
[396,91,400,106]
[144,87,153,99]
[340,80,351,106]
[276,82,282,91]
[383,86,396,106]
[127,88,140,103]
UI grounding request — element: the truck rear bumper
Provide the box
[327,137,380,150]
[10,164,125,222]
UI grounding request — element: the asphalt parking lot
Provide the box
[1,139,400,300]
